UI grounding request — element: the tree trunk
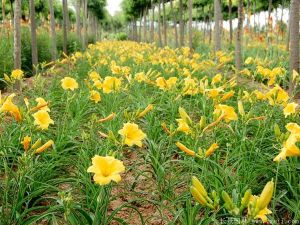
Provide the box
[170,0,178,48]
[82,0,87,49]
[267,0,272,43]
[203,19,207,44]
[76,0,81,41]
[286,4,291,51]
[229,0,233,45]
[162,0,167,46]
[151,0,154,42]
[235,0,243,71]
[139,14,142,42]
[2,0,5,23]
[62,0,68,54]
[214,0,221,51]
[134,20,138,41]
[29,0,38,73]
[209,6,212,44]
[49,0,57,60]
[280,0,284,40]
[10,0,14,28]
[179,0,184,47]
[13,0,21,69]
[188,0,192,52]
[143,8,147,42]
[289,0,300,93]
[253,1,256,35]
[158,1,162,47]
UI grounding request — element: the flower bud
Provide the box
[205,143,219,157]
[238,100,245,116]
[222,191,235,210]
[199,116,206,129]
[274,123,281,138]
[138,104,154,118]
[256,180,274,210]
[190,186,207,206]
[179,107,192,124]
[35,140,54,154]
[176,142,195,156]
[241,189,252,208]
[192,176,208,197]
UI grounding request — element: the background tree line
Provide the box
[121,0,299,91]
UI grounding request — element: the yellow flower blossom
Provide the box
[118,122,147,147]
[89,71,101,81]
[211,73,222,85]
[35,97,50,112]
[176,119,191,134]
[93,80,102,89]
[213,104,238,123]
[253,90,266,100]
[135,72,147,82]
[0,93,22,122]
[90,90,101,103]
[273,123,300,161]
[102,76,122,93]
[156,77,177,91]
[21,136,31,151]
[33,110,54,130]
[61,77,79,91]
[283,102,298,117]
[87,155,125,185]
[206,88,222,99]
[11,69,24,80]
[183,77,198,95]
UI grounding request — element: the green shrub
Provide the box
[0,31,13,89]
[56,31,82,54]
[0,28,96,89]
[115,32,127,41]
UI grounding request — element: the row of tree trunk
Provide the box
[10,0,102,74]
[127,0,299,92]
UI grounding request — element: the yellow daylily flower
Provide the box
[90,90,101,103]
[33,110,54,130]
[0,93,22,122]
[102,76,122,93]
[213,104,238,123]
[176,119,191,134]
[87,155,125,185]
[61,77,79,91]
[35,97,50,112]
[211,73,222,85]
[89,71,101,81]
[21,136,31,151]
[283,102,298,117]
[11,69,24,80]
[118,122,147,147]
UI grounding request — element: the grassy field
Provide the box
[0,40,299,225]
